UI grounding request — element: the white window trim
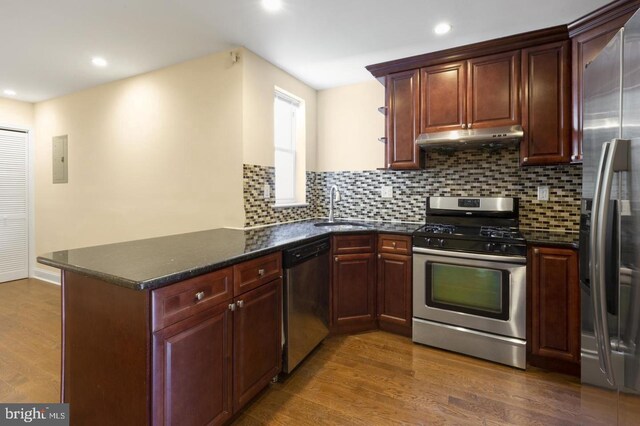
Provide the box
[274,89,304,206]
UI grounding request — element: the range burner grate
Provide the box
[479,226,519,239]
[422,224,455,234]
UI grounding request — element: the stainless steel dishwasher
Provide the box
[282,238,330,373]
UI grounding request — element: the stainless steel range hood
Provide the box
[416,125,524,150]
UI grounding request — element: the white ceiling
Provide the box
[1,0,611,102]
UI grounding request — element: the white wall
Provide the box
[241,48,318,171]
[34,50,245,261]
[317,80,384,172]
[0,97,34,129]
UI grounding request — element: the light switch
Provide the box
[52,135,68,184]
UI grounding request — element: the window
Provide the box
[274,89,305,205]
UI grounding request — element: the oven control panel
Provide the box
[413,236,526,257]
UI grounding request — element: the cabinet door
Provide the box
[420,62,466,133]
[571,12,635,163]
[153,302,233,426]
[332,252,376,333]
[529,246,580,371]
[521,41,571,166]
[386,69,423,169]
[233,278,282,412]
[377,252,412,336]
[467,51,520,129]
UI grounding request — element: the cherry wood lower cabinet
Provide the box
[331,234,377,333]
[527,245,580,376]
[153,278,282,425]
[232,279,282,410]
[377,234,412,336]
[60,253,282,426]
[153,302,233,426]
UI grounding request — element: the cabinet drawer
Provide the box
[378,234,412,255]
[332,234,375,254]
[233,252,282,296]
[152,267,233,331]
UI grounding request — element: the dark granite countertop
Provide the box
[37,219,421,291]
[521,229,579,249]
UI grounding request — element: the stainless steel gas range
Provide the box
[412,196,527,369]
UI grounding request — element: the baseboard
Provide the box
[32,267,61,285]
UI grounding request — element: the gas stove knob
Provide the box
[484,243,495,251]
[438,239,445,247]
[425,238,432,246]
[500,244,509,253]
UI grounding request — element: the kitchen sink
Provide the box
[314,221,373,228]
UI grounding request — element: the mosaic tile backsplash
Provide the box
[243,146,582,232]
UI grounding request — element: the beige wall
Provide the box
[34,50,245,258]
[0,97,34,129]
[241,48,318,171]
[317,80,384,172]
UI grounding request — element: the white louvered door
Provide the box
[0,129,28,282]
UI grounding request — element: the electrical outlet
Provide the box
[537,186,549,201]
[381,185,393,199]
[263,183,270,200]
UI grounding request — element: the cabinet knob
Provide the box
[258,268,265,277]
[378,254,382,259]
[237,300,244,308]
[468,123,472,129]
[334,256,339,262]
[523,157,529,163]
[461,123,467,129]
[228,303,236,312]
[392,241,397,247]
[387,163,391,169]
[195,291,205,301]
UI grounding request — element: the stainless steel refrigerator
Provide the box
[581,8,640,424]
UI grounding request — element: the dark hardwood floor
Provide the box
[0,278,633,424]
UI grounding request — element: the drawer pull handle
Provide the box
[335,256,339,262]
[228,303,236,312]
[258,268,265,277]
[237,300,244,309]
[378,254,382,259]
[392,242,397,247]
[195,291,205,301]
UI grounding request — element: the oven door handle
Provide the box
[412,247,526,265]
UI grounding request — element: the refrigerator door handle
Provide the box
[592,138,629,386]
[590,140,611,383]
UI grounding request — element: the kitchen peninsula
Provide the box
[37,220,418,425]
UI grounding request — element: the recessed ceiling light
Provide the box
[262,0,282,12]
[92,57,108,67]
[3,89,16,96]
[434,22,452,35]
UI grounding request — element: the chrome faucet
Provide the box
[329,185,340,222]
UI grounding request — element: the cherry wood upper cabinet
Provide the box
[521,41,571,166]
[385,69,423,169]
[467,51,521,129]
[420,62,466,133]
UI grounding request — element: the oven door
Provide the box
[413,247,526,339]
